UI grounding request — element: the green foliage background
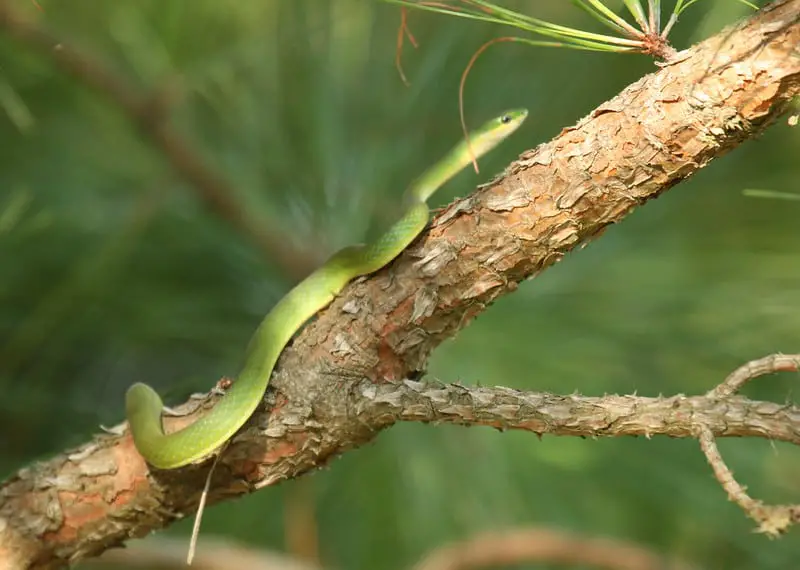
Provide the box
[1,1,798,568]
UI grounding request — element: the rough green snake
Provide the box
[125,109,528,469]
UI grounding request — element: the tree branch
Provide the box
[362,370,800,446]
[698,354,800,536]
[411,528,701,570]
[1,1,798,568]
[0,1,319,278]
[87,537,322,570]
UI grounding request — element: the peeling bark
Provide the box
[1,1,799,568]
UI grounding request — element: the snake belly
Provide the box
[125,108,527,469]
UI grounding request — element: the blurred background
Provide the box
[1,0,798,568]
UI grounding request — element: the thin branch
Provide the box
[411,527,701,570]
[362,376,800,445]
[86,537,323,570]
[0,1,318,278]
[698,427,800,536]
[708,353,800,398]
[396,7,419,86]
[697,353,800,535]
[187,445,228,566]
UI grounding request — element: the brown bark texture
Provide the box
[0,1,799,569]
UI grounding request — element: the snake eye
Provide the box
[500,115,512,124]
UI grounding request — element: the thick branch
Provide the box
[0,1,798,568]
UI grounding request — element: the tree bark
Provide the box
[0,1,799,568]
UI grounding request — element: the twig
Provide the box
[698,426,800,536]
[0,1,318,278]
[696,353,800,536]
[187,444,228,566]
[708,353,800,398]
[395,7,419,86]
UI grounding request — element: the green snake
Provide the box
[125,109,528,469]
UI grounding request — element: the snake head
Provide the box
[468,108,528,159]
[493,108,528,135]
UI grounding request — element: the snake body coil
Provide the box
[125,109,528,469]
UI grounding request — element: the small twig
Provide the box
[697,426,761,513]
[458,36,518,174]
[186,376,236,563]
[697,426,800,536]
[187,444,228,565]
[708,353,800,398]
[395,7,419,86]
[696,353,800,535]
